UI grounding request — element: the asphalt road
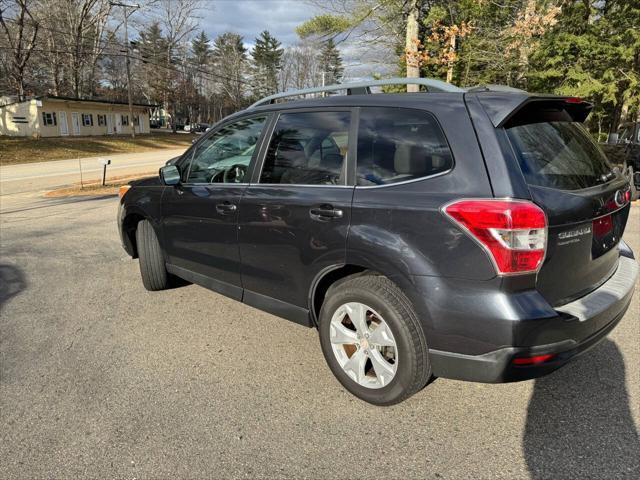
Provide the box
[0,148,187,196]
[0,189,638,479]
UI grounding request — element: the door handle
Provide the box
[216,202,237,214]
[309,205,343,221]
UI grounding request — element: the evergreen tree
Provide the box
[252,30,283,98]
[137,23,170,107]
[212,32,248,110]
[191,30,212,67]
[318,38,344,85]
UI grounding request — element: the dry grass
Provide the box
[45,172,155,198]
[0,131,197,166]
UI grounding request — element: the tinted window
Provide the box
[507,122,613,190]
[186,116,266,184]
[260,111,350,185]
[356,107,453,186]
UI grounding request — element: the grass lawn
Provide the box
[0,131,197,166]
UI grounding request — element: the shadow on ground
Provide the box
[0,263,26,310]
[524,339,639,479]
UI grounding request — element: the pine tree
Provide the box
[252,30,283,98]
[318,38,344,85]
[137,23,169,106]
[191,30,212,67]
[212,32,248,111]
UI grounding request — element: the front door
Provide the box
[106,114,114,134]
[162,115,269,300]
[238,110,353,314]
[58,111,69,136]
[71,112,80,135]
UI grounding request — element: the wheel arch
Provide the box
[121,204,159,259]
[309,261,428,330]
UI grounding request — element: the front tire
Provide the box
[318,275,431,406]
[136,219,169,291]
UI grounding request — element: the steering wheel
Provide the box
[223,164,247,183]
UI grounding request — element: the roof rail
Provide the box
[248,77,464,109]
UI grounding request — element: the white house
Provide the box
[0,96,154,137]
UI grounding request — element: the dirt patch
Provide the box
[45,172,154,198]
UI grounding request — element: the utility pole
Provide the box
[110,2,139,138]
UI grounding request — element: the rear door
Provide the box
[238,109,354,321]
[504,104,632,306]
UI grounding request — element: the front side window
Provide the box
[185,116,267,184]
[259,111,350,185]
[356,107,453,186]
[507,121,613,190]
[42,112,57,126]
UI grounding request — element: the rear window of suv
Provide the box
[506,116,613,191]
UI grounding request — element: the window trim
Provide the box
[252,107,355,187]
[352,106,455,189]
[179,113,272,186]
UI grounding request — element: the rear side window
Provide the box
[259,111,350,185]
[507,121,613,190]
[356,107,453,186]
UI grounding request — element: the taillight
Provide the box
[443,199,547,275]
[512,353,556,365]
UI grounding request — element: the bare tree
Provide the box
[0,0,39,99]
[155,0,200,131]
[278,42,322,92]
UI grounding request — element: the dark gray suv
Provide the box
[118,79,638,405]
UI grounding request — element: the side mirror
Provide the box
[159,165,181,186]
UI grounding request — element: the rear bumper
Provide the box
[428,253,638,383]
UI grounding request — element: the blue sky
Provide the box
[197,0,392,80]
[200,0,319,48]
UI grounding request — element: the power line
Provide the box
[0,45,253,86]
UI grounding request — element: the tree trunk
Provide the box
[405,0,420,92]
[446,33,456,84]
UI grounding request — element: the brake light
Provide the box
[565,97,583,104]
[512,354,556,365]
[593,214,613,237]
[443,199,547,275]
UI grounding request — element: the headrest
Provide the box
[321,153,343,171]
[394,144,429,175]
[276,140,306,167]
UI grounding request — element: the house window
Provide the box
[97,114,106,126]
[133,115,140,126]
[82,113,93,127]
[121,115,129,126]
[42,112,57,126]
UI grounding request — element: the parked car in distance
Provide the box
[118,78,638,405]
[601,122,640,200]
[193,123,210,133]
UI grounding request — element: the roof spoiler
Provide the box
[472,93,593,127]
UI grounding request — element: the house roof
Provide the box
[0,95,158,109]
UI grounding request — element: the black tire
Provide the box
[135,219,169,291]
[318,275,431,406]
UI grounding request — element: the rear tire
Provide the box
[136,219,169,291]
[318,275,431,406]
